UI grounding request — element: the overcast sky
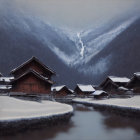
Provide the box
[3,0,140,30]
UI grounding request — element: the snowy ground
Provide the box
[0,96,73,122]
[73,96,140,110]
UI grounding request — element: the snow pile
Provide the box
[0,96,73,122]
[73,96,140,110]
[77,84,95,92]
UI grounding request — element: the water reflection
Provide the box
[103,113,140,134]
[73,104,94,112]
[1,121,74,140]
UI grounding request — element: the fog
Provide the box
[9,0,139,30]
[0,0,140,31]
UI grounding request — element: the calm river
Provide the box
[1,103,140,140]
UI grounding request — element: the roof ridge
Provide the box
[12,69,53,84]
[10,56,56,75]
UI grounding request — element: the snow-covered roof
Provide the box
[77,84,95,92]
[0,85,12,90]
[134,72,140,76]
[12,69,53,85]
[0,77,14,82]
[51,85,66,91]
[109,76,130,83]
[51,85,73,93]
[134,72,140,78]
[92,85,98,88]
[69,89,74,93]
[11,56,56,75]
[118,87,130,91]
[92,90,107,96]
[127,73,140,85]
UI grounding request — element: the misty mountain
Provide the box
[0,7,93,88]
[84,17,140,81]
[0,2,140,87]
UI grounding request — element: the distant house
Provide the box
[127,72,140,93]
[51,85,73,97]
[0,77,14,93]
[0,85,12,93]
[92,90,108,99]
[100,76,130,93]
[117,86,133,95]
[74,84,95,96]
[0,77,14,85]
[118,86,130,92]
[11,57,55,94]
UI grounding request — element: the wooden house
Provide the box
[11,69,53,94]
[127,73,140,93]
[100,76,130,94]
[10,57,55,94]
[92,90,108,99]
[74,84,95,96]
[10,56,55,79]
[0,77,14,85]
[51,85,73,97]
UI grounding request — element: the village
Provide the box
[1,56,140,137]
[0,0,140,138]
[0,56,140,99]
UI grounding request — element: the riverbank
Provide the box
[0,96,73,135]
[73,96,140,118]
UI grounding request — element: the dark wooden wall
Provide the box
[12,74,51,94]
[54,88,72,97]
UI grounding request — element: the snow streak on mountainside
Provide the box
[80,17,137,64]
[0,12,90,87]
[77,33,85,58]
[0,0,140,87]
[52,17,137,68]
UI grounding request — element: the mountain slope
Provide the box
[0,6,91,87]
[86,17,140,82]
[0,0,140,87]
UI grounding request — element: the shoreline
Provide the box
[73,96,140,118]
[0,96,73,135]
[0,111,73,136]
